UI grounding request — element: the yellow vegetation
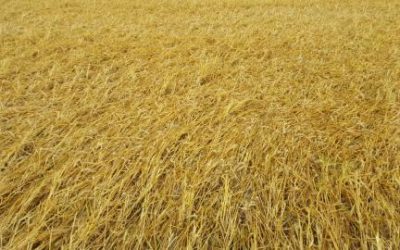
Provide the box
[1,0,400,248]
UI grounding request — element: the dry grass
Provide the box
[1,0,400,248]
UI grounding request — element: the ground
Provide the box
[0,0,400,248]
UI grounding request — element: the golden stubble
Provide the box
[0,0,399,248]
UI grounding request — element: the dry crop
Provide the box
[1,0,400,249]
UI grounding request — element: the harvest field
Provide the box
[1,0,400,248]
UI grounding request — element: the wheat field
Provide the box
[1,0,400,249]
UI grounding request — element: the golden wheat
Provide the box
[1,0,400,249]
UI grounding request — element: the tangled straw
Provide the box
[1,0,399,248]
